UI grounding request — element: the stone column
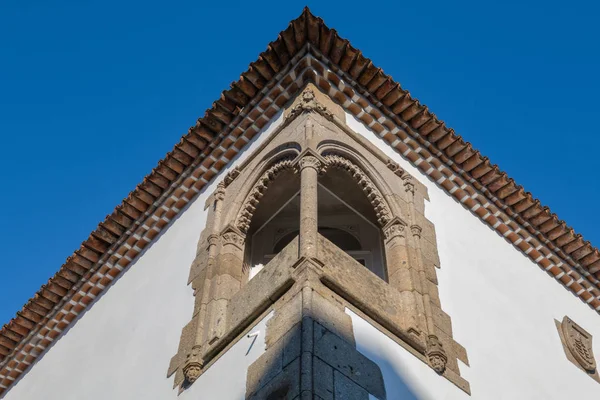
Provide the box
[297,155,322,259]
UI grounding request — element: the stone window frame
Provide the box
[168,85,469,394]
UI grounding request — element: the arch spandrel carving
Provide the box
[169,85,469,394]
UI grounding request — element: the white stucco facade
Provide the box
[345,112,600,399]
[2,108,599,400]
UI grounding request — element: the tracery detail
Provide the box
[237,157,296,233]
[323,153,391,226]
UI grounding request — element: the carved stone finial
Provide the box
[224,167,240,187]
[287,87,334,121]
[386,159,404,177]
[426,335,448,374]
[183,346,203,384]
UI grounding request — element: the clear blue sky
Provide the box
[1,0,598,324]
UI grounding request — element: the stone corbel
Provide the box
[183,346,203,384]
[426,335,448,374]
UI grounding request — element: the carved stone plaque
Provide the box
[556,316,599,382]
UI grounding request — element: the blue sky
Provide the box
[0,0,598,324]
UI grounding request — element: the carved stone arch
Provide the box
[236,155,298,234]
[319,150,393,227]
[318,140,404,213]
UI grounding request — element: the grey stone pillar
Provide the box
[297,155,322,259]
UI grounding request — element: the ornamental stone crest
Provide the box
[561,316,596,372]
[556,316,599,382]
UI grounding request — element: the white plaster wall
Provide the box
[345,112,600,399]
[1,112,283,400]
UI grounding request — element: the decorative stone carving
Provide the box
[171,87,468,393]
[221,225,246,250]
[386,159,404,177]
[323,153,391,226]
[426,335,448,374]
[287,88,334,121]
[237,157,296,233]
[559,316,597,373]
[215,182,226,201]
[383,217,408,243]
[183,346,203,384]
[207,234,220,247]
[403,175,415,195]
[410,225,422,239]
[296,154,324,173]
[224,167,240,187]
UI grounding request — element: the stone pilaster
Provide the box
[183,183,227,383]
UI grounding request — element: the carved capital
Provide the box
[220,225,246,250]
[410,225,422,239]
[383,217,408,242]
[207,234,220,247]
[297,155,323,172]
[426,335,448,374]
[183,346,203,384]
[287,87,334,121]
[386,159,404,177]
